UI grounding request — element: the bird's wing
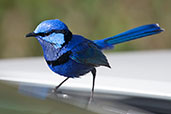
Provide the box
[70,40,110,68]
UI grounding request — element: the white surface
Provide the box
[0,50,171,100]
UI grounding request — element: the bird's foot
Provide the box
[52,88,57,93]
[51,87,63,96]
[88,95,94,105]
[52,85,60,93]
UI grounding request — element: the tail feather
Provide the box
[94,24,164,50]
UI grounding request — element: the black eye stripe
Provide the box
[35,29,73,48]
[36,30,67,37]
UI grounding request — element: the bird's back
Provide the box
[69,35,110,68]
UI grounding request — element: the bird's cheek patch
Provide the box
[43,33,65,48]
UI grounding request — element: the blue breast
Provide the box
[39,35,95,77]
[49,59,94,77]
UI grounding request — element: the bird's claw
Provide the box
[52,88,57,93]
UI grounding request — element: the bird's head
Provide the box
[26,19,72,48]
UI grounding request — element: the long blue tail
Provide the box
[94,24,164,50]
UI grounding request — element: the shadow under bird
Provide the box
[26,19,164,100]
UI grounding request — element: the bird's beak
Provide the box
[25,32,36,38]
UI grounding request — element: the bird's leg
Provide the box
[88,68,96,104]
[53,77,69,93]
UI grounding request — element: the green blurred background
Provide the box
[0,0,170,59]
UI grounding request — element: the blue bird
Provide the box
[26,19,164,99]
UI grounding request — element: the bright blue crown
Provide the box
[34,19,68,33]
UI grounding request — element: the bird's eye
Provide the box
[37,33,46,37]
[38,32,51,37]
[37,30,67,37]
